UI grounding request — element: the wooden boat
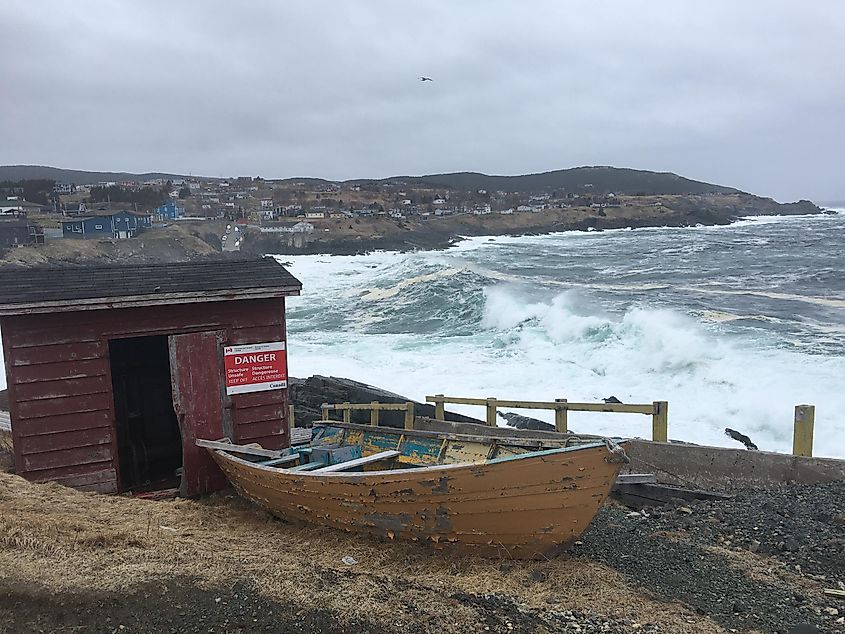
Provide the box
[198,422,628,559]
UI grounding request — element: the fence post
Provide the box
[793,404,815,457]
[434,394,445,421]
[288,404,295,432]
[554,398,568,433]
[652,401,668,442]
[342,402,351,423]
[321,403,330,421]
[370,401,379,427]
[404,402,415,430]
[486,398,497,427]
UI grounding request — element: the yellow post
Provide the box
[404,401,415,430]
[486,398,497,427]
[342,402,351,423]
[652,401,668,442]
[434,394,445,420]
[370,401,379,426]
[321,403,329,421]
[554,398,568,433]
[793,404,815,457]
[288,404,295,431]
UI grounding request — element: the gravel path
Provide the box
[574,481,845,633]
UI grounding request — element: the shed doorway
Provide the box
[110,335,182,492]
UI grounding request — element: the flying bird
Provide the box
[419,76,433,82]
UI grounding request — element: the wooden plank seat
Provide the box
[288,461,328,472]
[313,450,400,473]
[259,454,302,467]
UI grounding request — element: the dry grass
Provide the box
[0,430,13,473]
[0,472,724,632]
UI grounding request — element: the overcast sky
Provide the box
[2,1,843,201]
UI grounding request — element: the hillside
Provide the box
[370,167,742,196]
[2,165,741,196]
[0,165,183,185]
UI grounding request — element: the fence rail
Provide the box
[426,394,669,442]
[321,401,416,430]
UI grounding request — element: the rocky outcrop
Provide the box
[289,375,483,428]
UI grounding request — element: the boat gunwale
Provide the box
[310,420,621,447]
[210,440,612,480]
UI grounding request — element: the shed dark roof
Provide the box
[0,257,302,315]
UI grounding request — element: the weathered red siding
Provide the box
[1,297,291,494]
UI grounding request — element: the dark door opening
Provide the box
[110,335,182,492]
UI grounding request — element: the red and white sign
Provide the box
[223,341,287,395]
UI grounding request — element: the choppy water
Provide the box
[1,212,842,457]
[279,211,845,457]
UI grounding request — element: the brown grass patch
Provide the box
[0,472,724,632]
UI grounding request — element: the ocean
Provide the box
[278,211,845,458]
[1,211,842,457]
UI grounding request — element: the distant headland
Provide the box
[0,165,822,264]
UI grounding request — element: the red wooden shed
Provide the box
[0,257,302,496]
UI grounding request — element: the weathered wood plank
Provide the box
[313,450,400,473]
[16,392,113,420]
[16,427,113,456]
[228,325,285,346]
[22,445,113,473]
[13,410,111,437]
[232,390,286,408]
[11,341,105,367]
[235,419,285,442]
[44,467,117,490]
[13,375,111,402]
[232,403,286,425]
[12,359,108,385]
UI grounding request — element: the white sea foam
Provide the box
[280,237,845,458]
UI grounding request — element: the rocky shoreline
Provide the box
[1,194,823,266]
[243,194,823,256]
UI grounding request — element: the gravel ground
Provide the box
[0,577,381,634]
[574,481,845,633]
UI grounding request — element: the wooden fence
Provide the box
[296,399,817,456]
[321,401,416,430]
[426,394,669,442]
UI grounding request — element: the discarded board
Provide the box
[612,482,732,509]
[195,439,283,460]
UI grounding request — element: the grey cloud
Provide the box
[1,0,843,200]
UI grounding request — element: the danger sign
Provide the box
[223,342,287,395]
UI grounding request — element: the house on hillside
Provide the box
[0,219,31,247]
[305,207,327,219]
[154,200,185,221]
[62,210,152,239]
[1,199,47,216]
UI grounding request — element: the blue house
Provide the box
[62,211,152,239]
[154,201,185,220]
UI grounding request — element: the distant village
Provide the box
[0,174,639,252]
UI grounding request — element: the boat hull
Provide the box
[210,442,622,559]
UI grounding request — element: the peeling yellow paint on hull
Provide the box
[210,444,622,559]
